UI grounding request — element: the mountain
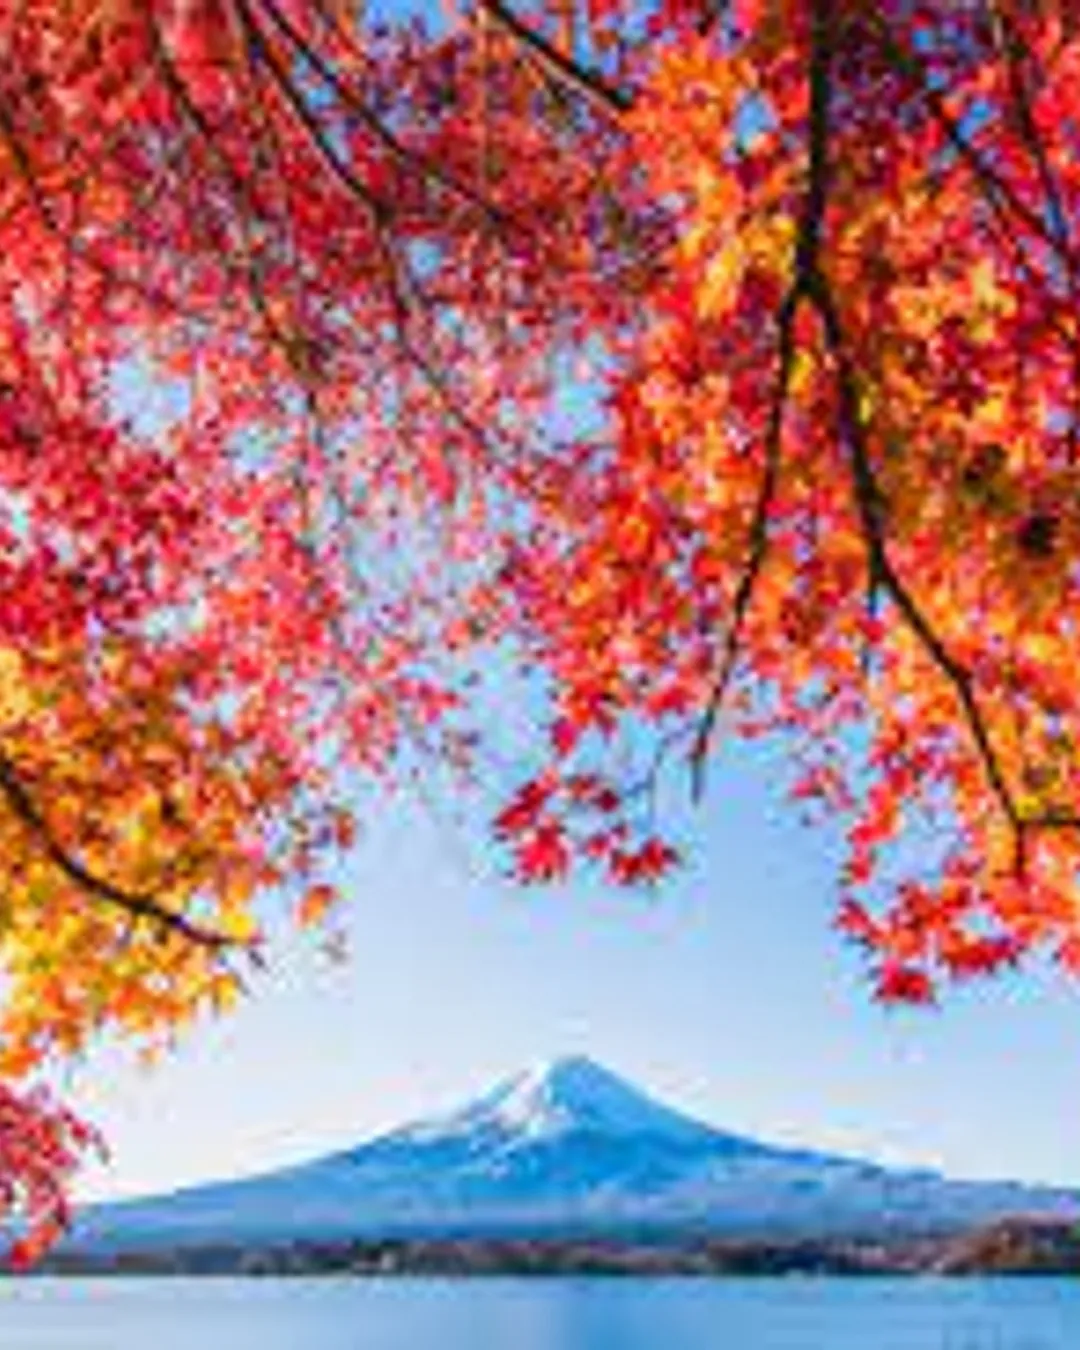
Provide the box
[64,1055,1080,1253]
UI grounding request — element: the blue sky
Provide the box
[68,738,1080,1202]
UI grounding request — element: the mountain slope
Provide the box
[66,1056,1080,1251]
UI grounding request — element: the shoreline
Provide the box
[28,1217,1080,1278]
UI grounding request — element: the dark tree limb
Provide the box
[795,6,1080,869]
[476,0,632,114]
[689,294,790,800]
[0,750,247,951]
[689,0,833,795]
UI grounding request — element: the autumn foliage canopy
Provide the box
[0,0,1078,1255]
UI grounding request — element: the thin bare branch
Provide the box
[249,0,512,227]
[871,15,1080,282]
[475,0,632,114]
[688,299,789,800]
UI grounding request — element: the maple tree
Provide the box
[483,0,1080,998]
[0,0,1079,1256]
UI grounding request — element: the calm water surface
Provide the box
[0,1277,1077,1348]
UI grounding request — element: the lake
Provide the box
[0,1277,1078,1347]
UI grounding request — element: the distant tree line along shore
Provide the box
[24,1219,1080,1278]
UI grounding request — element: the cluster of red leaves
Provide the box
[494,772,679,886]
[0,1086,102,1270]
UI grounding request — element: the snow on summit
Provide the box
[66,1056,1080,1252]
[392,1055,721,1147]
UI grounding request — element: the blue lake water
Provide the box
[0,1278,1079,1348]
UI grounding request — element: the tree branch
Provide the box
[793,7,1080,867]
[246,0,512,227]
[689,1,833,795]
[0,751,247,951]
[810,274,1026,837]
[475,0,632,114]
[689,294,790,799]
[870,15,1080,281]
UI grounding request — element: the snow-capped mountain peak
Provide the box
[66,1055,1080,1255]
[391,1055,720,1147]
